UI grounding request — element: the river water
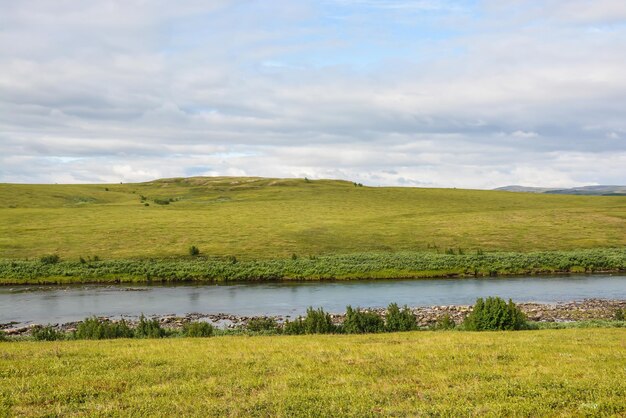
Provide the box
[1,274,625,326]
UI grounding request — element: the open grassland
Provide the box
[1,177,625,260]
[1,329,625,416]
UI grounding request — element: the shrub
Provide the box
[75,317,133,340]
[189,245,200,256]
[432,313,456,330]
[182,321,214,337]
[302,307,336,334]
[343,306,384,334]
[283,318,306,335]
[385,303,417,332]
[464,297,527,331]
[40,254,60,264]
[246,317,278,332]
[615,308,625,321]
[153,199,170,205]
[79,256,86,264]
[31,325,64,341]
[0,330,6,341]
[135,315,166,338]
[284,307,336,335]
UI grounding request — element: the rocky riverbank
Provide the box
[2,298,625,336]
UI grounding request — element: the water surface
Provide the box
[1,274,625,326]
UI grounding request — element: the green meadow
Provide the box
[1,329,625,416]
[0,177,625,283]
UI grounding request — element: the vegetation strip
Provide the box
[1,329,625,416]
[3,298,625,341]
[1,248,625,284]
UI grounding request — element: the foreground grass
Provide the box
[1,177,625,261]
[1,248,625,284]
[1,329,624,416]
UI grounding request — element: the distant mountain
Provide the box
[495,185,626,196]
[495,186,554,193]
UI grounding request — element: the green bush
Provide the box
[615,308,625,321]
[0,330,6,341]
[153,199,170,205]
[75,317,134,340]
[343,306,384,334]
[283,318,306,335]
[432,313,456,330]
[463,297,527,331]
[182,321,214,337]
[284,307,336,335]
[246,317,278,332]
[189,245,200,256]
[303,307,336,334]
[135,315,166,338]
[31,325,64,341]
[385,303,417,332]
[40,254,60,264]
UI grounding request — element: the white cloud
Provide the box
[0,1,625,188]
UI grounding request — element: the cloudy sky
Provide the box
[1,0,625,188]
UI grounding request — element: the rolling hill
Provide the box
[1,176,625,261]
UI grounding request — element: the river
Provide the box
[1,274,625,326]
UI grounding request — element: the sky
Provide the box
[1,0,625,188]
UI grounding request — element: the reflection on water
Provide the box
[1,274,625,326]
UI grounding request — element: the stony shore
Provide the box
[2,298,625,336]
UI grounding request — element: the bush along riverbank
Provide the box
[2,298,625,341]
[1,248,625,284]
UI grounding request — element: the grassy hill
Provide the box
[1,329,625,416]
[1,176,625,260]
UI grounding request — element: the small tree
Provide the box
[343,306,384,334]
[284,307,336,334]
[247,317,278,332]
[32,325,64,341]
[385,303,417,332]
[135,315,166,338]
[303,307,336,334]
[75,317,133,340]
[464,297,527,331]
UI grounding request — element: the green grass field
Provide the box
[1,177,625,260]
[1,177,625,283]
[1,329,624,416]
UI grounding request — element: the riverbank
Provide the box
[1,248,625,285]
[3,298,624,336]
[2,329,625,416]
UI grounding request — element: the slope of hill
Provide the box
[1,177,625,262]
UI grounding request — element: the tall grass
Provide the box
[1,248,624,284]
